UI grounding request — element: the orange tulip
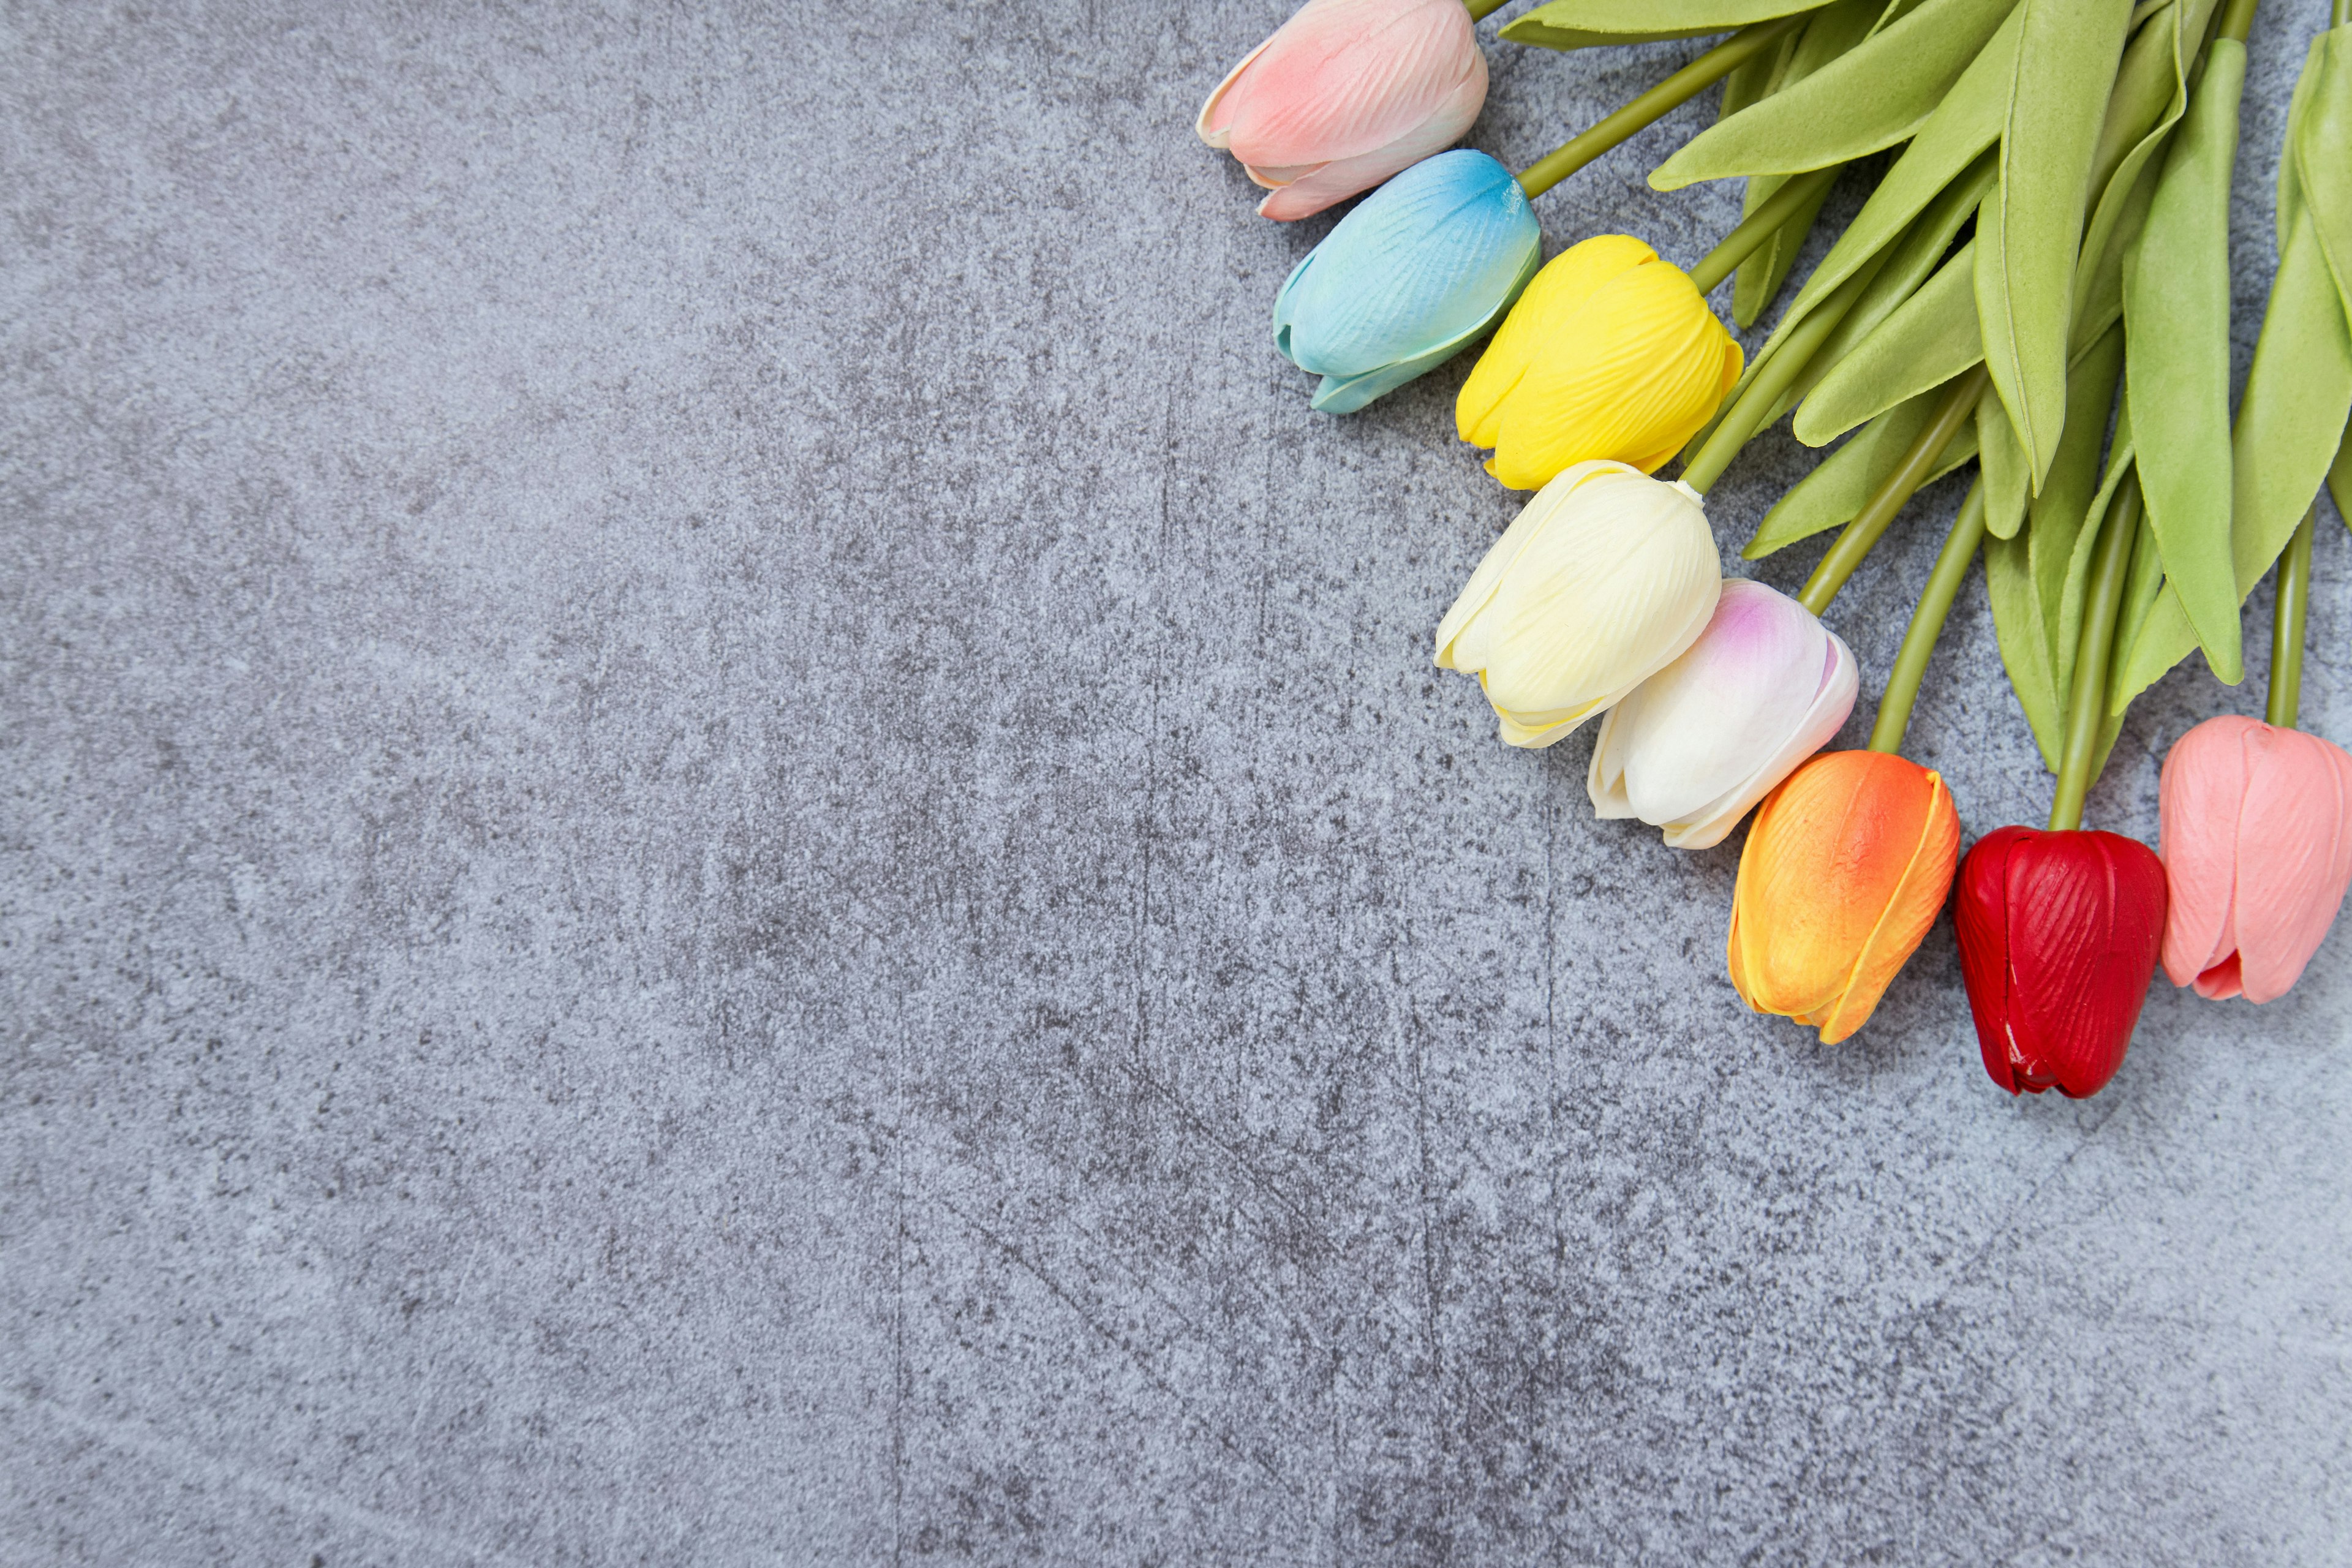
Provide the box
[1727,750,1962,1044]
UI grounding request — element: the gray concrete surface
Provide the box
[4,3,2348,1563]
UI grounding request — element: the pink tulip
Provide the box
[1196,0,1488,222]
[2158,715,2352,1003]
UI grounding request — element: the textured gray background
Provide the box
[4,2,2349,1563]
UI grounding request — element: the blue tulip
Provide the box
[1273,149,1542,414]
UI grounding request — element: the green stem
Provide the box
[1796,364,1988,616]
[2266,506,2316,729]
[1466,0,1511,20]
[1679,246,1898,494]
[1517,17,1804,199]
[1687,165,1842,295]
[2218,0,2260,43]
[2337,0,2350,32]
[1869,480,1987,755]
[2049,473,2144,833]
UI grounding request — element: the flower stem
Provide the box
[1679,246,1898,494]
[2218,0,2260,43]
[1869,480,1987,755]
[2265,505,2316,729]
[1466,0,1511,20]
[1517,17,1804,200]
[1687,165,1842,295]
[2049,473,2144,833]
[1796,364,1988,616]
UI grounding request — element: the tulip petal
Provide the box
[1275,149,1542,398]
[1958,827,2168,1097]
[1663,628,1858,851]
[1727,751,1961,1043]
[2158,714,2258,988]
[1218,0,1485,172]
[1197,35,1276,149]
[1588,581,1859,850]
[1311,242,1539,412]
[1457,235,1659,450]
[1254,59,1488,221]
[2231,726,2352,1002]
[1491,260,1746,488]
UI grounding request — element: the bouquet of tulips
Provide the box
[1198,0,2352,1098]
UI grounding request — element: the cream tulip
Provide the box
[1589,580,1858,849]
[1435,461,1722,748]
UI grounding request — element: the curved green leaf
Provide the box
[1502,0,1833,50]
[1650,0,2018,187]
[2124,39,2245,682]
[1976,0,2134,489]
[2331,418,2352,527]
[1793,241,1983,444]
[2113,214,2352,707]
[2291,28,2352,324]
[1977,379,2030,540]
[1745,389,1981,557]
[1728,8,2018,383]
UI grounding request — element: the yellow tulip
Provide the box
[1457,235,1743,491]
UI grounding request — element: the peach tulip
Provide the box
[1727,750,1962,1043]
[2158,715,2352,1002]
[1196,0,1488,221]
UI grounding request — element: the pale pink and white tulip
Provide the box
[2158,715,2352,1002]
[1589,581,1858,850]
[1196,0,1488,222]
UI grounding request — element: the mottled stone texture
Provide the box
[3,3,2348,1564]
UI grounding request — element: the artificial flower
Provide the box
[2158,714,2352,1002]
[1457,234,1743,488]
[1589,580,1857,849]
[1434,461,1720,748]
[1196,0,1488,221]
[1727,750,1961,1042]
[1274,148,1539,413]
[1954,826,2169,1098]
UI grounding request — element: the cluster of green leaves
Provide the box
[1510,0,2352,780]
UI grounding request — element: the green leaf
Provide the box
[2123,39,2245,682]
[1977,379,2030,539]
[2078,0,2213,287]
[1768,149,1999,419]
[1727,0,1887,325]
[2031,323,2128,557]
[1649,0,2019,187]
[2290,28,2352,326]
[1745,388,1981,556]
[2331,418,2352,527]
[1501,0,1833,50]
[1975,0,2135,489]
[1986,533,2064,768]
[2102,507,2167,752]
[2059,416,2140,733]
[2113,213,2352,708]
[1727,6,2018,384]
[1793,241,1983,444]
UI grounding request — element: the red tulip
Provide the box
[1953,826,2169,1098]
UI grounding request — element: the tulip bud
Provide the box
[1196,0,1488,222]
[1435,462,1721,748]
[1955,827,2168,1098]
[1456,234,1744,490]
[1589,581,1857,850]
[2158,715,2352,1003]
[1274,149,1540,413]
[1728,751,1961,1043]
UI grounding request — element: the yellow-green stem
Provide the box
[1869,480,1986,755]
[2266,506,2316,729]
[1679,246,1898,494]
[1517,18,1803,199]
[2218,0,2260,43]
[1466,0,1510,20]
[1687,165,1842,295]
[2049,474,2144,832]
[1796,364,1988,616]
